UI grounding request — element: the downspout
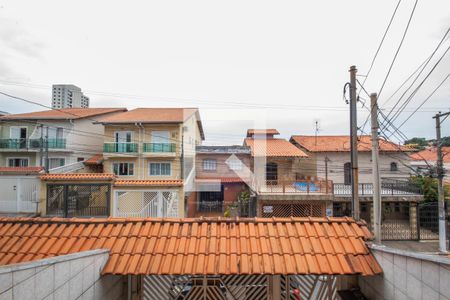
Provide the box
[139,123,145,179]
[180,127,184,180]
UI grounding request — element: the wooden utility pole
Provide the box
[325,156,329,194]
[39,124,44,167]
[44,126,49,173]
[433,111,449,252]
[370,93,381,243]
[349,66,360,220]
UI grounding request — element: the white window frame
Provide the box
[9,126,27,139]
[149,161,172,177]
[228,159,243,171]
[203,159,217,171]
[47,157,65,169]
[114,131,133,143]
[7,157,29,167]
[112,162,135,176]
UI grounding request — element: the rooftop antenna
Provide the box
[314,119,320,145]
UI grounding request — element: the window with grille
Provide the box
[228,159,243,171]
[47,158,65,169]
[113,162,134,176]
[149,162,171,176]
[203,159,217,171]
[390,162,398,172]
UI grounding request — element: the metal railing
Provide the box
[0,138,66,149]
[103,142,138,153]
[333,181,422,196]
[258,179,333,194]
[198,201,223,213]
[143,143,176,153]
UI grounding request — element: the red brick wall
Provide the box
[186,192,197,218]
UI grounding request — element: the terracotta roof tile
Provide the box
[410,147,450,162]
[114,180,183,186]
[0,217,380,276]
[291,135,407,152]
[40,173,116,181]
[244,138,308,157]
[84,154,104,165]
[0,167,44,175]
[0,108,126,120]
[97,108,198,123]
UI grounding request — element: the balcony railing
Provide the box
[258,179,333,194]
[333,180,422,196]
[103,142,138,153]
[0,138,66,149]
[143,143,176,153]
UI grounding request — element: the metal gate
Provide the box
[260,202,326,218]
[0,176,39,213]
[418,202,439,240]
[143,274,338,300]
[114,190,179,218]
[46,184,110,217]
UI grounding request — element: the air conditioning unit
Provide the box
[29,140,42,149]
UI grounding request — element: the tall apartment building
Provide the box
[52,84,90,108]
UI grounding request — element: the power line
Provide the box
[357,0,402,97]
[377,0,419,99]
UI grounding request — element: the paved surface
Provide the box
[382,240,441,253]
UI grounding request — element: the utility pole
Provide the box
[370,93,381,243]
[39,124,44,167]
[349,65,360,220]
[325,156,330,194]
[433,111,449,252]
[44,126,49,173]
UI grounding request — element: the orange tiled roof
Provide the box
[247,129,280,137]
[0,217,381,276]
[97,108,199,123]
[291,135,407,152]
[244,138,308,157]
[410,147,450,163]
[84,154,104,165]
[40,173,116,181]
[114,179,183,186]
[0,167,44,175]
[0,108,126,120]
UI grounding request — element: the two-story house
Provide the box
[97,108,204,218]
[187,145,252,217]
[35,107,203,219]
[0,108,126,169]
[244,129,334,218]
[290,135,423,240]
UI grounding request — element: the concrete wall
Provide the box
[314,152,412,184]
[0,249,123,300]
[195,153,251,178]
[359,246,450,300]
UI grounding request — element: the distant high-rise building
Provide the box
[52,84,90,108]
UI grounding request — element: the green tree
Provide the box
[404,137,428,149]
[410,176,449,202]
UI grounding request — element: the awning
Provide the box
[0,217,382,276]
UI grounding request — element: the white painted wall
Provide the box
[359,246,450,300]
[0,250,123,300]
[313,152,412,184]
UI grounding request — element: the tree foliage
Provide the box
[410,176,449,202]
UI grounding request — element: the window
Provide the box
[149,162,171,176]
[8,158,29,167]
[390,162,398,172]
[228,159,243,171]
[47,158,65,169]
[344,162,351,185]
[115,131,132,143]
[151,131,170,144]
[113,163,134,176]
[203,159,217,171]
[77,157,84,162]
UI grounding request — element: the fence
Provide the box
[259,179,333,194]
[46,184,110,217]
[333,180,421,196]
[260,201,326,218]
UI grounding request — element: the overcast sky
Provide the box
[0,0,449,145]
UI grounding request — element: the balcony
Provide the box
[0,138,66,150]
[333,180,422,196]
[143,142,176,157]
[257,179,333,195]
[103,142,138,153]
